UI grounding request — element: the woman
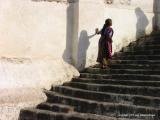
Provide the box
[96,19,114,69]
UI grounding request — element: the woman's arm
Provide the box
[95,24,106,35]
[95,28,102,35]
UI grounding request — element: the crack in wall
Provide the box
[1,57,31,64]
[32,0,76,3]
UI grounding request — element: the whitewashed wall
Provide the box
[75,0,159,70]
[0,0,79,120]
[105,0,155,53]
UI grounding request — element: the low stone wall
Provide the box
[0,58,79,120]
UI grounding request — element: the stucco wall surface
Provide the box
[76,0,159,70]
[0,0,79,120]
[0,0,67,58]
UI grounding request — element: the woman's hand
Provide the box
[95,28,99,34]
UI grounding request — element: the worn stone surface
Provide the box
[0,59,79,120]
[0,102,41,120]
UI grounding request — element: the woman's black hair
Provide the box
[101,18,112,35]
[105,18,112,26]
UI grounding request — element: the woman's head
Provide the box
[105,18,112,26]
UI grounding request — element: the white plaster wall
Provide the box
[0,58,79,120]
[0,0,67,59]
[105,0,156,52]
[76,0,156,70]
[76,0,105,69]
[105,8,154,52]
[0,0,79,119]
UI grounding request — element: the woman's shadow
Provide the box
[63,29,95,70]
[77,30,95,70]
[152,0,159,31]
[135,7,149,39]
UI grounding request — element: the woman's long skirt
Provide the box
[97,36,112,64]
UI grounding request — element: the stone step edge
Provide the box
[37,102,75,112]
[66,81,160,90]
[112,60,160,62]
[84,68,160,72]
[53,85,160,108]
[73,77,160,83]
[111,60,160,62]
[64,82,160,97]
[45,90,160,118]
[109,64,160,66]
[113,55,160,57]
[92,64,160,67]
[86,68,160,71]
[72,78,160,87]
[20,108,119,120]
[55,85,160,101]
[44,90,160,111]
[115,50,160,53]
[80,73,160,79]
[83,70,160,75]
[122,48,160,52]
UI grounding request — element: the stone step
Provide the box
[141,39,160,45]
[112,55,160,60]
[121,48,160,53]
[128,41,160,47]
[84,68,160,75]
[53,85,160,108]
[72,78,160,87]
[44,90,159,119]
[127,42,160,49]
[115,50,160,56]
[80,73,160,81]
[109,64,160,69]
[63,82,160,97]
[122,45,160,52]
[119,36,160,52]
[19,108,115,120]
[111,60,160,64]
[142,41,160,46]
[93,64,160,70]
[131,36,160,44]
[37,102,74,113]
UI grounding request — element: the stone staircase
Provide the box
[19,35,160,120]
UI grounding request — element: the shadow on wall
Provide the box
[63,0,95,70]
[63,0,79,65]
[77,31,95,70]
[135,7,149,39]
[62,0,75,64]
[153,0,159,31]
